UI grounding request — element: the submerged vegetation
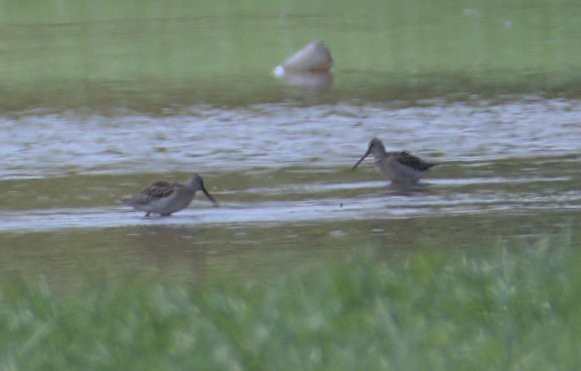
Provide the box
[1,233,579,370]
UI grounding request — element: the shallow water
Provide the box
[1,98,579,283]
[2,99,579,178]
[1,99,579,225]
[1,1,580,284]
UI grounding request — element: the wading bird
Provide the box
[120,173,219,217]
[352,138,437,185]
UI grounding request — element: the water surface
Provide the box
[0,0,579,284]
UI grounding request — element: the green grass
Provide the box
[1,233,579,370]
[1,0,581,111]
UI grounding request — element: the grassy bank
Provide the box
[1,233,579,370]
[2,0,581,111]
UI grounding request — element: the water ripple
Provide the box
[1,187,578,233]
[1,98,579,178]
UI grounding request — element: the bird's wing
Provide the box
[139,181,178,202]
[395,151,437,171]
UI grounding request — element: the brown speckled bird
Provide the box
[120,173,219,216]
[352,138,437,184]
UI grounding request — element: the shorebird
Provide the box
[352,138,438,185]
[120,173,219,217]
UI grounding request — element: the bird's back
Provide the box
[122,181,179,206]
[391,151,437,172]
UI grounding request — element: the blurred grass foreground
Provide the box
[1,233,579,370]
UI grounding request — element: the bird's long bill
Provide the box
[201,185,220,207]
[352,148,371,170]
